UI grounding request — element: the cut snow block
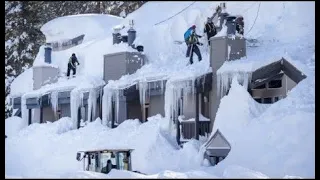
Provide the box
[103,52,147,82]
[33,66,59,90]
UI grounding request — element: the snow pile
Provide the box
[5,116,27,137]
[210,74,315,178]
[41,14,123,43]
[10,68,33,97]
[5,115,207,178]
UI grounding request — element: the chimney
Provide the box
[208,19,246,132]
[225,16,237,35]
[112,29,122,45]
[127,19,136,47]
[44,43,52,64]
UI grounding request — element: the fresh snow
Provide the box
[6,1,314,179]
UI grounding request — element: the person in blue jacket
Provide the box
[184,25,203,65]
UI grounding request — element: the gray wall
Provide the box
[43,106,56,122]
[183,93,196,119]
[33,66,59,90]
[149,95,165,117]
[103,52,147,82]
[209,36,246,131]
[59,104,71,119]
[127,100,142,120]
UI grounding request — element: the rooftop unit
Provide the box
[103,51,147,82]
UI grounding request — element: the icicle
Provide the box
[217,71,252,98]
[102,86,113,126]
[21,95,28,126]
[87,89,98,122]
[50,91,59,118]
[139,81,148,106]
[115,89,120,124]
[70,89,81,129]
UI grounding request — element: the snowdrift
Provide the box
[41,14,123,43]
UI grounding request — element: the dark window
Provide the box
[264,97,273,104]
[268,79,282,88]
[254,83,266,89]
[254,98,262,103]
[274,96,279,102]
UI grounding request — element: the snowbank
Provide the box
[10,68,33,97]
[5,116,27,137]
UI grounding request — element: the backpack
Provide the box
[184,28,193,41]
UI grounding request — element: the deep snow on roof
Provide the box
[41,14,123,42]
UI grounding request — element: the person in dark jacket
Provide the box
[204,17,217,45]
[186,30,203,65]
[67,53,80,77]
[235,16,244,35]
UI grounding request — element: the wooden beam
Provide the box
[28,109,32,125]
[77,107,81,129]
[40,107,43,123]
[176,119,181,145]
[111,101,115,128]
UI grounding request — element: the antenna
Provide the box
[220,2,226,10]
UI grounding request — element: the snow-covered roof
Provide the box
[41,14,123,43]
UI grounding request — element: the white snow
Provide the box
[7,1,314,179]
[10,68,33,97]
[5,116,27,137]
[41,14,123,43]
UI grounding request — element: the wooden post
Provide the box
[141,103,146,123]
[111,101,115,128]
[28,109,32,125]
[40,107,43,123]
[77,107,81,129]
[195,92,199,140]
[176,119,181,145]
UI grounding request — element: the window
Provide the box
[274,96,279,102]
[254,83,266,89]
[145,103,149,122]
[254,98,262,103]
[263,97,273,104]
[268,79,282,88]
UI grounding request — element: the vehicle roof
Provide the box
[78,148,134,153]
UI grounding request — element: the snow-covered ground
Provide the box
[6,1,314,178]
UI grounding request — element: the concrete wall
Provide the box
[149,95,165,117]
[33,66,59,90]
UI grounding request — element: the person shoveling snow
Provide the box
[67,53,80,78]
